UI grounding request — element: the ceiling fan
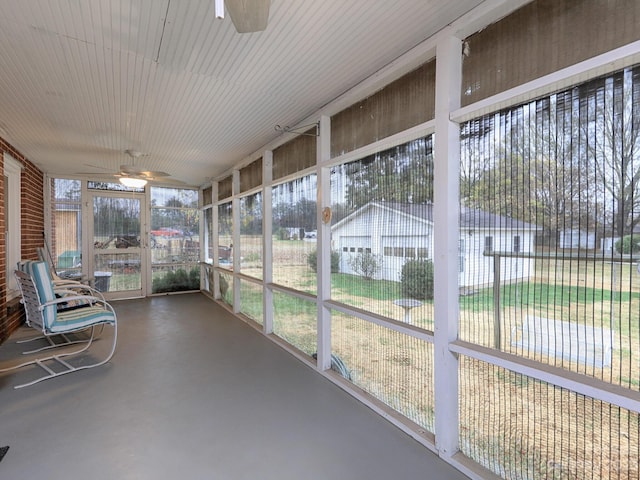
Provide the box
[81,149,179,187]
[216,0,271,33]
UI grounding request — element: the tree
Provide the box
[93,197,140,236]
[151,192,199,236]
[585,68,640,237]
[273,197,316,231]
[240,193,262,235]
[342,137,433,210]
[460,116,495,202]
[218,202,233,237]
[462,90,603,244]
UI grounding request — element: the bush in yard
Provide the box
[219,274,229,298]
[153,267,200,293]
[347,251,382,280]
[307,249,340,273]
[401,259,434,300]
[615,235,640,254]
[275,227,289,240]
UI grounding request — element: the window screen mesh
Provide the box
[331,61,436,157]
[460,63,640,401]
[273,292,317,356]
[218,202,233,271]
[203,186,212,206]
[218,176,232,200]
[240,279,262,325]
[461,0,640,106]
[272,130,316,180]
[50,178,82,274]
[460,356,640,480]
[239,158,262,193]
[332,310,435,432]
[331,136,434,327]
[271,175,317,294]
[239,192,262,280]
[219,271,233,307]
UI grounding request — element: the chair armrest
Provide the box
[40,294,106,309]
[55,284,106,302]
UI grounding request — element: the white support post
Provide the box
[316,115,332,372]
[212,182,221,299]
[433,29,462,460]
[232,170,241,313]
[198,185,206,290]
[263,151,274,334]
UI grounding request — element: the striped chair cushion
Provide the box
[16,260,38,276]
[18,261,116,334]
[50,305,116,333]
[27,261,58,330]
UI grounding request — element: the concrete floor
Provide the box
[0,293,469,480]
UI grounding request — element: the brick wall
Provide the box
[0,138,44,344]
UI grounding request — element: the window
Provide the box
[4,154,21,299]
[217,202,233,271]
[50,178,82,278]
[484,236,493,253]
[150,187,199,294]
[271,173,317,272]
[459,63,640,479]
[239,192,263,280]
[330,136,435,319]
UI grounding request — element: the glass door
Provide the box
[88,189,147,299]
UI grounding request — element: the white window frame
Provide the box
[5,153,22,300]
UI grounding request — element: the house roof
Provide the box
[333,201,540,231]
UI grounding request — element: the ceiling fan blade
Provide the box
[119,165,170,177]
[83,163,111,171]
[139,170,171,178]
[146,176,185,185]
[226,0,270,33]
[121,174,184,185]
[116,172,184,185]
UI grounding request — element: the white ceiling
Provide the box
[0,0,487,187]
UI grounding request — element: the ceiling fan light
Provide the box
[119,177,147,188]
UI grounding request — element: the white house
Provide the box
[331,201,540,288]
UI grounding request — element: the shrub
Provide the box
[153,267,200,293]
[401,259,434,300]
[219,274,229,298]
[275,227,289,240]
[347,251,382,280]
[615,235,640,254]
[307,249,340,273]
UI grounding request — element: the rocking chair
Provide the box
[0,261,117,389]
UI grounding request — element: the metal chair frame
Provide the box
[15,261,106,354]
[0,264,117,389]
